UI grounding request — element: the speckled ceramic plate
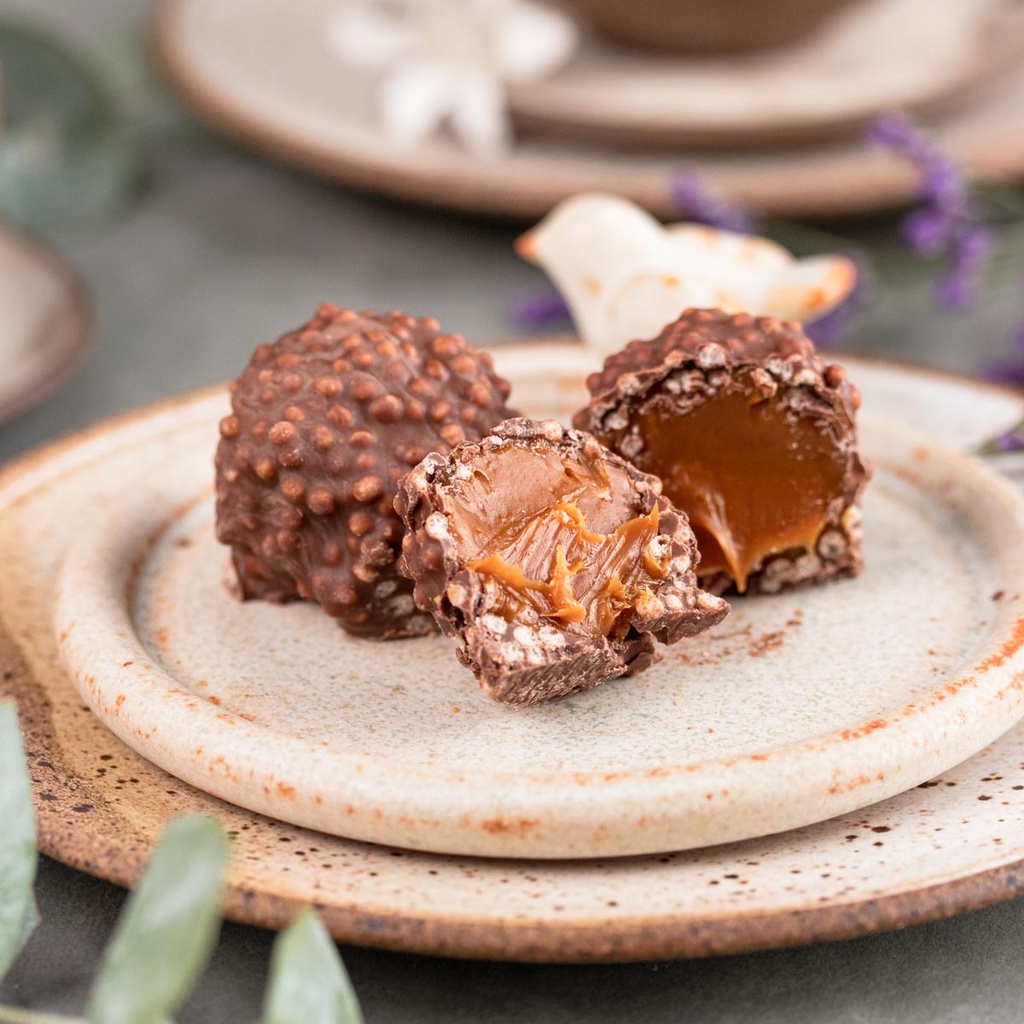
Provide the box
[0,223,91,424]
[152,0,1024,218]
[44,349,1024,860]
[3,358,1024,959]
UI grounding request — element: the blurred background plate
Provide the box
[510,0,1024,150]
[153,0,1024,219]
[0,223,91,425]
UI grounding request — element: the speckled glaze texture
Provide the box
[47,375,1024,859]
[2,361,1024,959]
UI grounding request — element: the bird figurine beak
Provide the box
[514,231,537,262]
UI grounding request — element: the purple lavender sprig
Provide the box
[804,251,873,350]
[981,314,1024,389]
[971,274,1024,453]
[507,286,572,331]
[866,113,1024,457]
[986,425,1024,453]
[867,111,993,312]
[979,325,1024,454]
[668,170,760,235]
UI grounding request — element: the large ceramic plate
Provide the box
[3,357,1024,959]
[152,0,1024,218]
[41,348,1024,860]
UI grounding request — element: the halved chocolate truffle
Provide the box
[215,305,514,639]
[395,418,729,707]
[573,309,869,595]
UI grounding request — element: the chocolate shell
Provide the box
[395,417,729,707]
[573,308,870,595]
[215,305,514,639]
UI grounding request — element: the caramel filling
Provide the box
[615,383,844,592]
[447,446,669,638]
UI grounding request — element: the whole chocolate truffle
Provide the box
[215,305,514,639]
[395,417,729,707]
[573,309,870,595]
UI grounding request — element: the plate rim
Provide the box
[4,635,1024,963]
[148,0,1024,219]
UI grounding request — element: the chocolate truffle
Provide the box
[215,305,515,639]
[395,417,729,707]
[573,309,870,595]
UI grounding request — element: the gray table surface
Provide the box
[3,1,1024,1021]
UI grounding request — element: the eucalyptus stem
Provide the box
[0,1005,81,1024]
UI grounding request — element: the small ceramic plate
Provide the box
[0,223,90,424]
[151,0,1024,218]
[49,351,1024,860]
[510,0,1024,149]
[3,358,1024,959]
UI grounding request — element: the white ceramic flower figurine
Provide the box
[330,0,578,157]
[516,192,858,356]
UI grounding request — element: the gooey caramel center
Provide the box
[446,445,669,638]
[616,380,845,591]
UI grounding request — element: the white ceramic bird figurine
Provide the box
[516,192,857,356]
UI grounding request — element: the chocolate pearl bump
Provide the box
[215,307,516,639]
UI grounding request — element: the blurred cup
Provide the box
[565,0,862,54]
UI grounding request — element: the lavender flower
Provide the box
[982,318,1024,389]
[668,170,759,235]
[867,111,992,313]
[508,286,572,331]
[990,427,1024,453]
[873,111,1024,450]
[934,225,993,311]
[900,207,951,256]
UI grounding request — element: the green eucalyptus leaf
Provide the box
[0,700,38,980]
[0,19,114,138]
[0,19,148,232]
[87,815,230,1024]
[262,910,364,1024]
[0,125,145,232]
